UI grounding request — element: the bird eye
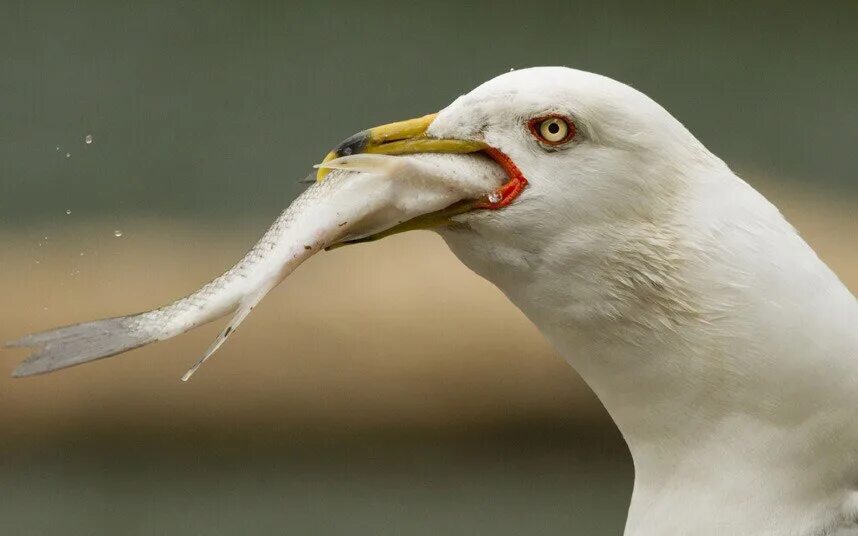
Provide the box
[528,115,575,146]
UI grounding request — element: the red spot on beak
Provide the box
[477,147,528,210]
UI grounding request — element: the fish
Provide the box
[6,153,505,380]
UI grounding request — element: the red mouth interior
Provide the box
[477,147,528,210]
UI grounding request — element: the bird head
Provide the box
[317,67,723,262]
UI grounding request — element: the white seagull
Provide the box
[7,67,858,535]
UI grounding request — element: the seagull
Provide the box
[6,67,857,535]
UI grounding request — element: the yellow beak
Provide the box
[316,113,487,181]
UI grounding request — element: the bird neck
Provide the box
[440,172,858,533]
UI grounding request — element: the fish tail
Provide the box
[7,314,159,377]
[6,252,282,378]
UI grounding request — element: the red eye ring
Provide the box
[527,115,576,146]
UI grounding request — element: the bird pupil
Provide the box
[548,122,560,134]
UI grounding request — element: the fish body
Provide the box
[7,153,504,379]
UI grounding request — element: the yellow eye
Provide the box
[539,117,568,142]
[528,115,575,145]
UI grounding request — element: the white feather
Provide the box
[433,67,858,535]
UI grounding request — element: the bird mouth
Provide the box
[315,113,528,212]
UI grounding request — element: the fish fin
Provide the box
[313,153,400,174]
[8,315,156,377]
[179,289,269,382]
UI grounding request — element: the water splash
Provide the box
[85,134,93,145]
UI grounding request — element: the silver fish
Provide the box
[6,153,504,380]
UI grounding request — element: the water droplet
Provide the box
[65,209,71,215]
[509,67,516,72]
[55,146,61,152]
[487,192,502,204]
[85,134,93,144]
[79,251,85,256]
[42,306,48,311]
[113,229,123,238]
[34,259,40,264]
[65,152,71,158]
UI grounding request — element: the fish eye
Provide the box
[528,115,575,146]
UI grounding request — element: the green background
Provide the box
[2,1,855,227]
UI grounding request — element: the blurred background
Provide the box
[1,1,855,534]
